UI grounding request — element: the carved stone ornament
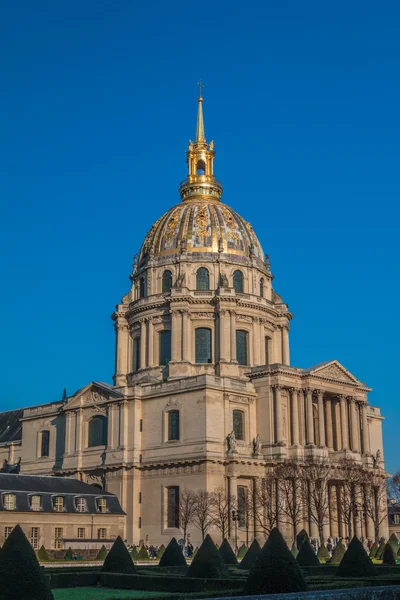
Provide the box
[165,398,182,409]
[224,393,253,404]
[315,364,355,383]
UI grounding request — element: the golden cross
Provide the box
[197,80,204,97]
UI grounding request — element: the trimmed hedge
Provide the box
[218,538,237,565]
[46,572,99,589]
[159,538,187,568]
[336,536,377,578]
[0,524,54,600]
[382,542,397,566]
[136,545,150,560]
[95,545,107,561]
[244,527,307,595]
[156,544,165,560]
[297,539,320,567]
[99,572,242,593]
[37,545,50,562]
[187,534,228,579]
[330,540,346,565]
[376,540,386,560]
[369,541,379,558]
[291,541,299,558]
[64,547,73,559]
[296,528,310,549]
[238,538,261,570]
[237,544,247,559]
[102,536,136,574]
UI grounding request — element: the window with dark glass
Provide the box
[260,279,264,297]
[139,277,146,298]
[162,270,173,293]
[237,486,247,527]
[41,430,50,457]
[133,337,140,372]
[233,410,244,440]
[168,410,180,441]
[265,337,270,366]
[195,328,212,363]
[233,270,244,293]
[236,330,248,365]
[159,330,171,366]
[88,416,108,447]
[167,486,179,528]
[196,268,210,290]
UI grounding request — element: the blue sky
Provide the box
[0,1,399,473]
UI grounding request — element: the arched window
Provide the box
[167,410,180,441]
[88,416,108,448]
[40,430,50,457]
[233,410,244,440]
[159,330,171,366]
[196,160,206,175]
[195,328,212,363]
[139,277,146,298]
[233,270,244,293]
[236,330,248,365]
[196,267,210,290]
[260,279,264,297]
[162,270,173,293]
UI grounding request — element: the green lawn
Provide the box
[53,589,174,600]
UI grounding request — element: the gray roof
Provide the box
[0,409,24,444]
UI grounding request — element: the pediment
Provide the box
[305,361,362,385]
[64,382,124,410]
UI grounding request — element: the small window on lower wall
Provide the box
[98,528,106,539]
[167,410,180,441]
[77,528,85,539]
[31,527,39,550]
[166,486,179,528]
[4,527,12,540]
[54,527,63,549]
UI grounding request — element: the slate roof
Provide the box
[0,409,24,444]
[0,474,125,515]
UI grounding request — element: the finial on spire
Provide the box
[196,81,205,143]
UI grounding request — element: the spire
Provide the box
[62,388,67,401]
[196,80,206,143]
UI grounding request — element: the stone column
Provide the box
[325,398,333,449]
[317,390,326,447]
[339,395,349,450]
[259,319,265,364]
[274,385,284,445]
[107,404,118,449]
[65,411,74,455]
[230,311,237,361]
[182,310,190,362]
[281,326,290,365]
[119,401,128,450]
[75,410,83,454]
[147,319,154,367]
[139,319,147,369]
[291,388,300,446]
[219,310,230,362]
[252,318,260,365]
[361,403,370,455]
[298,389,306,445]
[350,397,359,452]
[306,389,314,445]
[171,310,181,362]
[329,484,339,538]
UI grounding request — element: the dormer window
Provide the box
[97,498,107,513]
[75,497,87,513]
[30,495,41,511]
[3,493,16,510]
[53,496,64,512]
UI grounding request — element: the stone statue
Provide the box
[209,140,215,150]
[188,140,194,151]
[373,449,382,468]
[219,272,229,287]
[174,272,185,288]
[226,430,238,454]
[253,434,262,457]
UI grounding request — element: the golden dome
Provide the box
[138,90,264,265]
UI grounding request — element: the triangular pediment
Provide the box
[64,381,124,410]
[304,360,362,385]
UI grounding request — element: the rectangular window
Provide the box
[133,338,140,372]
[4,527,12,539]
[40,430,50,457]
[265,337,270,366]
[138,517,142,529]
[53,497,64,512]
[236,330,248,366]
[139,492,142,504]
[97,528,106,539]
[139,454,143,463]
[75,497,87,512]
[167,410,180,441]
[3,494,16,510]
[233,410,244,440]
[31,527,39,550]
[31,495,41,512]
[97,498,107,513]
[139,419,143,432]
[237,486,247,528]
[167,486,179,528]
[195,328,212,363]
[159,330,172,366]
[395,514,400,525]
[77,528,85,539]
[54,527,63,549]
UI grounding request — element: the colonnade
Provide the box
[272,386,370,454]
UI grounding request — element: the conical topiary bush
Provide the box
[237,543,247,559]
[296,529,310,549]
[376,540,386,560]
[102,536,136,574]
[187,534,228,578]
[336,536,377,577]
[37,545,50,562]
[95,545,108,561]
[64,547,73,559]
[136,545,150,560]
[369,541,379,559]
[244,528,307,595]
[159,537,187,567]
[0,524,54,600]
[156,544,165,560]
[330,540,346,565]
[398,545,400,558]
[191,546,198,559]
[389,533,399,554]
[317,543,330,563]
[238,538,261,570]
[218,538,237,565]
[296,539,319,566]
[382,542,396,565]
[291,541,299,558]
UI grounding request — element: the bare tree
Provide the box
[275,459,305,542]
[211,487,235,541]
[253,471,280,536]
[364,472,388,541]
[302,459,332,544]
[336,458,366,538]
[178,489,197,544]
[239,486,253,547]
[192,490,215,541]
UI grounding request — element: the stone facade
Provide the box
[0,94,388,546]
